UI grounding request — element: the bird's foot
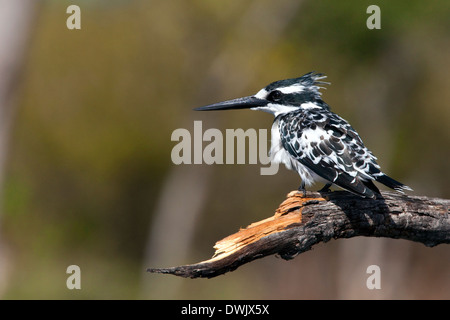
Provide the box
[297,186,307,197]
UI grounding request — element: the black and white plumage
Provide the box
[195,72,412,199]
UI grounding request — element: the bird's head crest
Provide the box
[264,72,330,97]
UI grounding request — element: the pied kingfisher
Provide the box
[195,72,412,199]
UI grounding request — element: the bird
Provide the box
[194,72,412,199]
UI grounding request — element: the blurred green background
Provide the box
[0,0,449,299]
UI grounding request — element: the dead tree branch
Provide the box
[147,191,450,279]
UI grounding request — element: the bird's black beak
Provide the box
[194,95,268,111]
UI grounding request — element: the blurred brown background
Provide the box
[0,0,449,299]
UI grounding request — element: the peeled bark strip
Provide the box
[147,191,450,279]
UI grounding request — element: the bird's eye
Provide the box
[268,90,282,102]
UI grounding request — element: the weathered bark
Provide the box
[147,191,450,279]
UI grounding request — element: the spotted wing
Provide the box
[279,109,382,198]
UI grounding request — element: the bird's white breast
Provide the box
[270,119,322,186]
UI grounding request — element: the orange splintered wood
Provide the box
[206,191,326,262]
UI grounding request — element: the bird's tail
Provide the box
[375,174,413,193]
